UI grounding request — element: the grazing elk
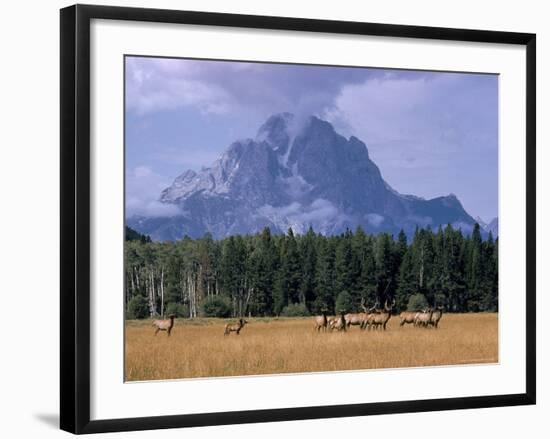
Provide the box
[224,318,248,336]
[369,299,395,331]
[345,298,369,330]
[360,303,378,330]
[427,306,444,328]
[399,310,421,327]
[152,314,175,336]
[414,309,434,328]
[329,312,347,332]
[314,310,328,332]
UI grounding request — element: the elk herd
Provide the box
[150,301,444,337]
[315,299,444,333]
[398,306,444,328]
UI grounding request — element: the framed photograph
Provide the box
[60,4,536,434]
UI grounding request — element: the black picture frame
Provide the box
[60,4,536,434]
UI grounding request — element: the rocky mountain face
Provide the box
[128,113,479,240]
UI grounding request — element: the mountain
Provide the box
[475,216,488,230]
[476,216,498,237]
[128,113,478,240]
[486,217,498,237]
[487,217,498,236]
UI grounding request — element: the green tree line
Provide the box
[125,224,498,319]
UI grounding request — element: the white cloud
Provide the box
[365,213,384,227]
[151,147,222,169]
[257,199,347,234]
[126,199,181,218]
[126,165,180,218]
[257,202,302,219]
[124,57,367,118]
[126,57,266,116]
[128,77,232,115]
[296,199,340,224]
[133,165,153,178]
[325,73,495,171]
[327,76,441,155]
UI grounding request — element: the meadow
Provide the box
[125,313,498,381]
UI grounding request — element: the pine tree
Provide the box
[274,228,302,313]
[465,223,484,311]
[395,229,408,267]
[251,227,277,316]
[299,227,317,309]
[125,223,498,318]
[314,237,335,313]
[353,227,377,306]
[374,233,395,304]
[335,230,355,299]
[480,232,498,311]
[395,249,416,311]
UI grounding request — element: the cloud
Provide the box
[151,147,222,169]
[126,199,181,218]
[365,213,384,227]
[257,199,347,234]
[127,73,231,115]
[125,56,375,117]
[125,165,180,218]
[133,165,153,177]
[326,72,498,170]
[257,202,302,219]
[295,199,340,224]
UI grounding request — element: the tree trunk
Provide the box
[130,267,135,297]
[160,268,164,318]
[419,248,425,289]
[148,269,156,317]
[187,272,192,319]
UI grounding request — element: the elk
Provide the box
[327,316,338,330]
[360,302,378,330]
[399,310,421,327]
[329,311,347,332]
[414,309,434,328]
[224,318,248,336]
[345,298,369,329]
[368,299,395,331]
[427,306,444,328]
[314,310,328,332]
[152,314,175,336]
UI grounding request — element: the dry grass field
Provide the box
[125,313,498,381]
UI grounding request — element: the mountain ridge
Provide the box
[128,113,481,241]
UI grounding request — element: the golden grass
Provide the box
[125,313,498,381]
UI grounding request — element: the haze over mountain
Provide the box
[128,113,484,241]
[476,216,499,237]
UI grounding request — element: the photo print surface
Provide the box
[124,56,499,381]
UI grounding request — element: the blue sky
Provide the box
[125,56,498,222]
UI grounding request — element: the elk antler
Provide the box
[384,298,395,311]
[365,302,376,313]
